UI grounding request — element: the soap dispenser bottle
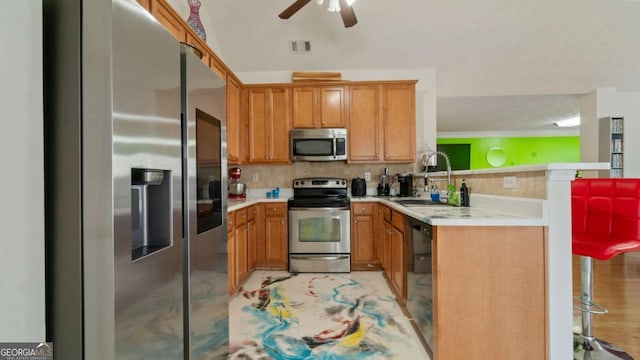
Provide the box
[460,179,470,207]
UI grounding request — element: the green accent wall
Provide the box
[437,136,580,169]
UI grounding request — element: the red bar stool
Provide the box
[571,178,640,360]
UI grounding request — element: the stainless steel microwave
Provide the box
[290,128,348,161]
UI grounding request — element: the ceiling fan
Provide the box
[279,0,358,28]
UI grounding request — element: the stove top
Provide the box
[289,177,350,208]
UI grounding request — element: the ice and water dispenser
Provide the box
[131,168,172,260]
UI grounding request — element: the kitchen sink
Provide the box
[392,199,449,207]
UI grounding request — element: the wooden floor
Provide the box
[572,252,640,358]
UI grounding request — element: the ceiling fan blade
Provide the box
[338,0,357,27]
[279,0,313,19]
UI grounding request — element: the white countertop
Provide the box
[352,195,546,226]
[229,192,546,226]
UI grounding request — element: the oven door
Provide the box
[288,207,350,254]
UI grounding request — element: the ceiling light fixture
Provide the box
[316,0,357,12]
[554,116,581,128]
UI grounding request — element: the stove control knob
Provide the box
[294,181,298,186]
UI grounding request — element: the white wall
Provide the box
[580,87,640,177]
[235,68,438,161]
[166,0,224,61]
[0,0,45,341]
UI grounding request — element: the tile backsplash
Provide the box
[238,163,414,193]
[236,163,549,200]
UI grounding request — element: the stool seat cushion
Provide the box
[573,232,640,260]
[572,179,640,260]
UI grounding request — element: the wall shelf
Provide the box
[599,116,624,178]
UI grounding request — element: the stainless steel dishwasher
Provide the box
[405,218,434,353]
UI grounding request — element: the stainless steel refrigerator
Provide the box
[43,0,228,358]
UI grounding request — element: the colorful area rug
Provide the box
[228,271,430,359]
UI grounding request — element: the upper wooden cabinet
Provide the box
[209,57,227,81]
[348,85,382,162]
[246,87,291,163]
[292,86,348,128]
[383,83,416,162]
[185,32,209,67]
[227,77,242,163]
[142,0,248,165]
[148,0,186,42]
[348,81,416,163]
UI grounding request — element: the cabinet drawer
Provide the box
[235,208,248,226]
[382,206,392,222]
[265,203,287,216]
[227,212,235,233]
[391,210,404,230]
[247,205,258,221]
[352,203,374,216]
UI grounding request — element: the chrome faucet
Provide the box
[424,151,452,188]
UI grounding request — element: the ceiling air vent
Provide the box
[289,40,312,54]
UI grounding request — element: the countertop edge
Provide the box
[229,195,546,227]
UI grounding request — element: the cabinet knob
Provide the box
[273,207,277,212]
[280,220,285,224]
[354,219,358,224]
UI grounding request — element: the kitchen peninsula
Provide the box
[228,163,608,360]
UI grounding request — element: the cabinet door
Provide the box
[349,85,381,162]
[235,222,248,286]
[391,225,405,302]
[292,87,316,128]
[351,203,375,267]
[247,218,257,271]
[383,221,392,278]
[227,76,241,163]
[374,204,386,264]
[228,225,236,295]
[265,215,287,267]
[319,86,347,128]
[292,86,347,128]
[247,206,258,270]
[269,88,291,162]
[383,84,415,162]
[248,88,290,163]
[247,88,269,162]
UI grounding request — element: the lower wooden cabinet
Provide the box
[227,212,236,296]
[234,208,248,288]
[262,203,288,269]
[351,203,379,270]
[379,208,406,303]
[390,215,406,303]
[228,206,256,295]
[247,205,258,270]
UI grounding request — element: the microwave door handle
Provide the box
[333,138,337,159]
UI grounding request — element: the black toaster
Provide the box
[351,178,366,197]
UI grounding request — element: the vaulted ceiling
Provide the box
[193,0,640,133]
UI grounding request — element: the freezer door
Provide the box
[112,0,184,358]
[181,43,229,358]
